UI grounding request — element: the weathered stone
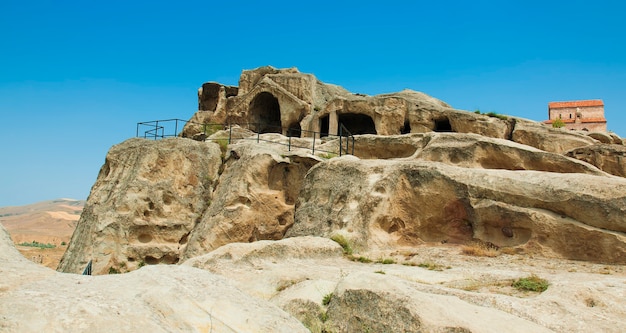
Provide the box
[324,272,552,333]
[512,121,597,153]
[587,131,613,143]
[0,225,307,333]
[565,144,626,177]
[288,158,626,263]
[413,132,605,175]
[57,138,222,274]
[181,142,321,260]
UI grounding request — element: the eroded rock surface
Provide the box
[182,142,321,260]
[183,235,626,333]
[58,138,222,274]
[566,144,626,177]
[0,224,307,333]
[288,157,626,263]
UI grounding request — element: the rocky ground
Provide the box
[2,223,625,332]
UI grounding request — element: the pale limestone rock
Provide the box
[324,272,552,333]
[587,131,613,144]
[0,225,307,333]
[181,235,626,332]
[350,132,606,175]
[57,137,222,274]
[512,121,597,153]
[288,158,626,263]
[565,144,626,178]
[181,142,321,260]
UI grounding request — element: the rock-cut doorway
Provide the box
[249,92,282,134]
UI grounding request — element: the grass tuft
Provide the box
[330,235,353,255]
[512,274,549,292]
[322,293,333,306]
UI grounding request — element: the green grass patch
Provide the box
[18,241,55,249]
[512,274,549,292]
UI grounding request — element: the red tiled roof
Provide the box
[548,100,604,108]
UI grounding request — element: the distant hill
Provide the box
[0,198,84,269]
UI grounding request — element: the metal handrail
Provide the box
[136,119,355,156]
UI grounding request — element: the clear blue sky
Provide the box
[1,0,625,206]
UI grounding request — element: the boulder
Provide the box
[565,144,626,177]
[57,138,222,274]
[288,158,626,263]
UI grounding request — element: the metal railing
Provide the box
[136,119,355,156]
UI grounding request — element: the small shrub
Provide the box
[322,293,333,306]
[319,152,338,159]
[108,267,120,274]
[461,242,500,257]
[61,241,67,246]
[474,110,481,114]
[417,261,445,271]
[319,311,328,322]
[138,261,146,268]
[552,118,565,128]
[486,111,508,120]
[330,235,353,255]
[374,270,386,274]
[202,123,223,136]
[351,256,372,263]
[512,274,549,292]
[377,258,395,265]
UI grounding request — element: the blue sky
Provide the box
[1,0,625,206]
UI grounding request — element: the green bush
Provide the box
[552,118,565,128]
[486,112,508,120]
[512,274,549,292]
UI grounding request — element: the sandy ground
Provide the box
[0,199,83,269]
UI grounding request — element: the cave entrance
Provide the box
[400,120,411,134]
[286,121,302,137]
[338,113,376,135]
[249,92,281,134]
[434,118,453,132]
[319,115,329,137]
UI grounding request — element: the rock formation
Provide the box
[9,65,623,331]
[0,224,307,332]
[566,144,626,177]
[58,138,222,274]
[288,156,626,263]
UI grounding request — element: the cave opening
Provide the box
[434,118,453,132]
[249,92,281,134]
[338,113,376,135]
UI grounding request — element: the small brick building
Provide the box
[544,100,607,132]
